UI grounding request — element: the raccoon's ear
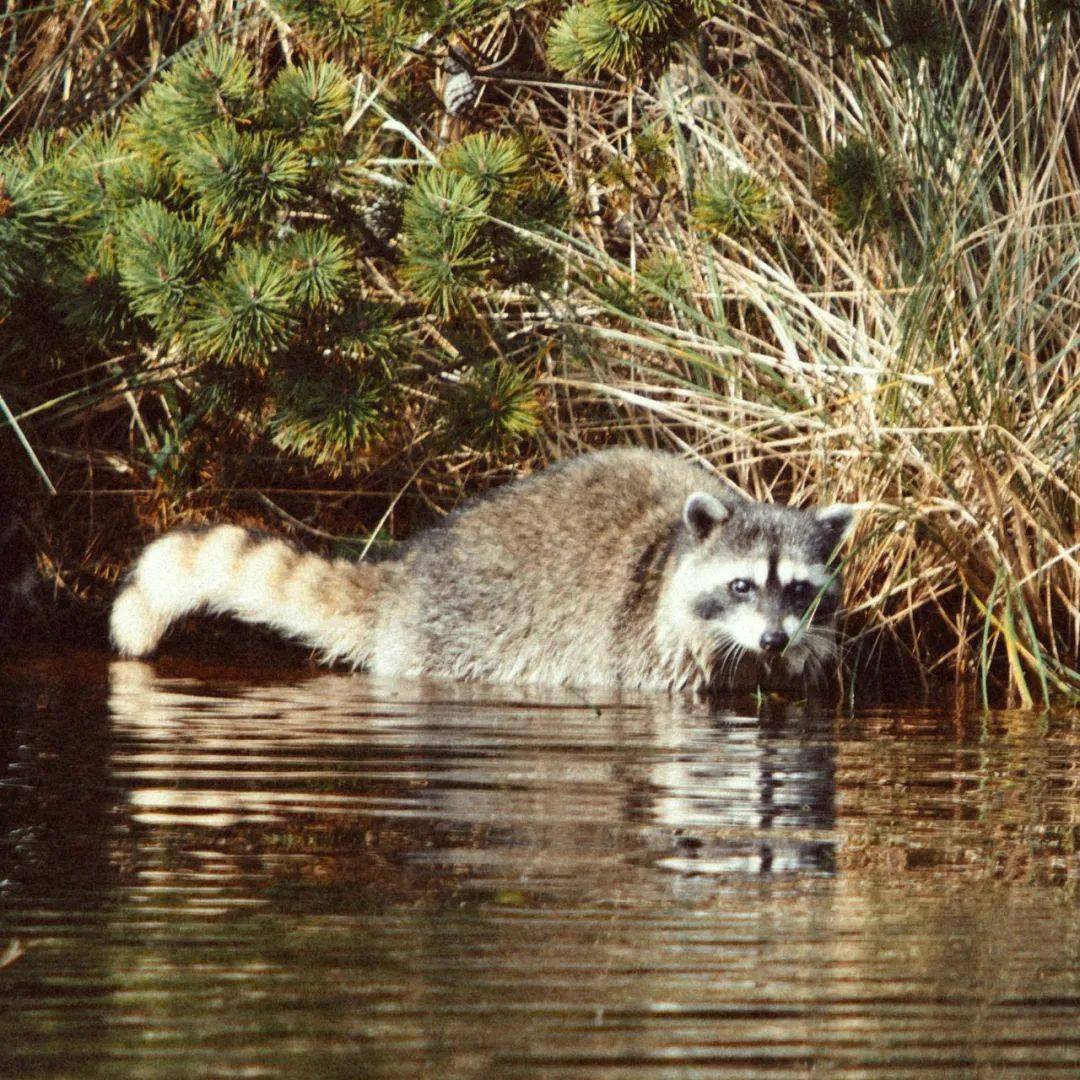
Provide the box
[683,492,732,542]
[814,504,856,557]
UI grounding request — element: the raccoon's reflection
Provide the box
[107,662,836,894]
[636,707,835,878]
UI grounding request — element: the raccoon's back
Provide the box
[372,450,715,686]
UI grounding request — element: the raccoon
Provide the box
[110,449,855,693]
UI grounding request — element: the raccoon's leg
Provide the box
[109,525,384,665]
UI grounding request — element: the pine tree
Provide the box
[2,0,725,485]
[0,144,65,320]
[0,0,728,485]
[692,169,779,241]
[548,0,725,76]
[825,139,899,233]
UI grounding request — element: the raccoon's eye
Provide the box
[791,581,818,603]
[729,578,755,597]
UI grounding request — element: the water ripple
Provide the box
[1,654,1078,1077]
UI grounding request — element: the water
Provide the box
[2,653,1079,1078]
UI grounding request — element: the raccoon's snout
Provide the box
[759,630,788,653]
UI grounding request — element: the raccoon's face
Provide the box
[662,490,855,684]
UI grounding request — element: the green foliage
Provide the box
[639,251,689,300]
[548,2,644,76]
[116,199,216,332]
[270,373,387,471]
[178,126,307,223]
[401,170,491,314]
[186,247,296,365]
[330,300,406,365]
[608,0,675,33]
[692,168,779,241]
[445,362,542,451]
[632,123,675,185]
[440,133,531,199]
[0,10,579,480]
[54,237,131,341]
[269,0,518,62]
[512,177,571,231]
[267,60,353,145]
[401,233,490,316]
[400,135,568,312]
[282,228,354,309]
[404,169,490,251]
[269,0,374,52]
[127,41,257,157]
[0,29,421,477]
[0,152,65,313]
[825,138,897,232]
[548,0,719,76]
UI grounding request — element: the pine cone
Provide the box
[442,57,478,118]
[362,191,403,242]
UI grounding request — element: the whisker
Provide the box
[720,641,745,684]
[710,636,741,686]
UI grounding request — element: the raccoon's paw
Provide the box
[110,584,170,657]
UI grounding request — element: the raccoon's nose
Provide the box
[759,630,789,653]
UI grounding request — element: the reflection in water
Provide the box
[2,655,1079,1078]
[106,660,838,889]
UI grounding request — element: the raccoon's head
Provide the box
[660,489,855,686]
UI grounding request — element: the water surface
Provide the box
[2,653,1079,1077]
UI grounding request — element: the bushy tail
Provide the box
[109,524,383,665]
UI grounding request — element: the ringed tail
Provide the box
[109,525,381,665]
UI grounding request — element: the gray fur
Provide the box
[110,449,854,693]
